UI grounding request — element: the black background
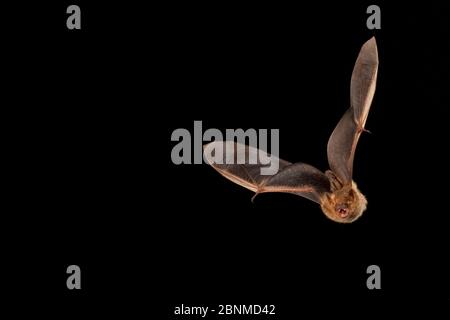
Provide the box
[5,1,450,317]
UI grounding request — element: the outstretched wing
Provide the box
[327,37,378,184]
[204,141,330,203]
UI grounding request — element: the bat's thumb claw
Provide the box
[359,127,372,134]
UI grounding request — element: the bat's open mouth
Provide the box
[337,206,349,218]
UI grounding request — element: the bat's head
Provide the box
[320,182,367,223]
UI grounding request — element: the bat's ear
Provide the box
[360,36,378,65]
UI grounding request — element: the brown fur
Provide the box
[320,181,367,223]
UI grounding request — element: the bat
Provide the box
[203,37,378,223]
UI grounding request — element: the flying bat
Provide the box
[203,37,378,223]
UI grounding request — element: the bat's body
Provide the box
[321,170,367,222]
[203,38,378,223]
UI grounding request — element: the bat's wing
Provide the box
[204,141,331,203]
[327,37,378,184]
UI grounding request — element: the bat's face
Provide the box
[320,183,367,223]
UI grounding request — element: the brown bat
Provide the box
[203,37,378,223]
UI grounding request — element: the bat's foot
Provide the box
[251,192,260,203]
